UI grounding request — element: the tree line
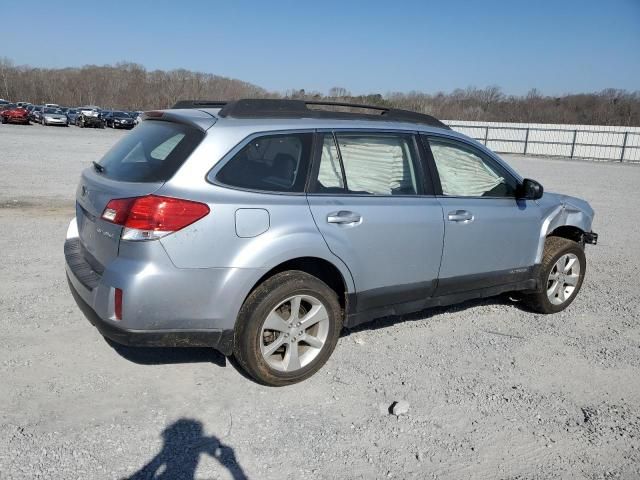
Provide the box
[1,58,638,126]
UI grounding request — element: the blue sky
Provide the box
[4,0,639,95]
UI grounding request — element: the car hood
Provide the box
[45,113,66,119]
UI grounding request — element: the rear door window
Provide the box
[216,133,313,193]
[312,132,423,195]
[97,121,204,182]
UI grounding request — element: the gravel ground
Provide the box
[1,123,639,479]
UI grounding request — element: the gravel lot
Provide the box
[1,123,639,479]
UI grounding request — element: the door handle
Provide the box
[447,210,474,222]
[327,210,362,224]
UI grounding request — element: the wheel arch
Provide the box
[245,256,352,311]
[535,204,592,263]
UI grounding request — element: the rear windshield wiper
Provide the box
[92,161,105,174]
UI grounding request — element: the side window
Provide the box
[313,133,421,195]
[315,134,345,192]
[426,137,517,197]
[216,133,313,193]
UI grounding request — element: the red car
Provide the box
[0,104,30,125]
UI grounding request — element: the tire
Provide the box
[523,236,586,314]
[233,271,343,386]
[1,116,6,124]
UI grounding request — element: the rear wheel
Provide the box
[523,236,586,314]
[233,271,342,386]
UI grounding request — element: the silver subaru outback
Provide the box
[65,99,598,386]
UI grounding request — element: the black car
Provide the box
[104,111,135,129]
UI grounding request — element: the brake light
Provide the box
[101,195,210,241]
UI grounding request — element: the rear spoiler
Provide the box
[142,109,217,132]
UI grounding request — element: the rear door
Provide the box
[76,120,206,268]
[306,131,444,313]
[421,135,541,295]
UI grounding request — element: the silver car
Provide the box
[65,99,598,385]
[41,107,68,126]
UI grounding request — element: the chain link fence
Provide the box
[445,121,640,163]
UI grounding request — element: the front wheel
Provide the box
[233,271,343,386]
[523,236,586,314]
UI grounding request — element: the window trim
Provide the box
[421,133,521,200]
[307,129,434,197]
[207,129,316,196]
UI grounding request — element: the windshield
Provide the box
[96,121,204,182]
[44,108,60,114]
[113,111,129,117]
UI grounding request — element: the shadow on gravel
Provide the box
[342,295,523,336]
[124,418,247,480]
[106,339,227,367]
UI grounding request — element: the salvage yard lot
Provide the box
[1,123,639,479]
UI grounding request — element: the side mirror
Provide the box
[518,178,544,200]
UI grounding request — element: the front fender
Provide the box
[535,193,595,263]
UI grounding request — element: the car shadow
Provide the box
[105,339,227,367]
[122,418,247,480]
[341,294,523,337]
[106,296,525,368]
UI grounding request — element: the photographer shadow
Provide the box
[124,418,247,480]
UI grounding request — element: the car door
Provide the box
[306,131,444,315]
[421,134,541,295]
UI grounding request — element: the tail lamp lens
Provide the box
[101,195,209,241]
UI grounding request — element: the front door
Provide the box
[422,135,541,295]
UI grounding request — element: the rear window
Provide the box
[97,121,204,182]
[215,133,313,193]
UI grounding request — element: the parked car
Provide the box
[77,106,104,128]
[1,104,30,124]
[41,107,69,126]
[65,99,598,386]
[104,111,135,129]
[66,108,79,125]
[30,105,44,123]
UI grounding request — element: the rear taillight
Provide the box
[101,195,210,241]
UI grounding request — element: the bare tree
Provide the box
[1,59,638,125]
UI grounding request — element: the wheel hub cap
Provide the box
[260,294,330,372]
[546,253,581,305]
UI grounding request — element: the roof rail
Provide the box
[171,99,450,129]
[172,100,228,109]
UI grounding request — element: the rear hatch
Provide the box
[75,118,208,269]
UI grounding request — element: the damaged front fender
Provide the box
[535,193,595,263]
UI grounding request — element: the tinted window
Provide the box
[97,121,204,182]
[314,133,421,195]
[216,133,313,193]
[426,137,517,197]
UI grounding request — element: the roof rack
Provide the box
[171,99,450,129]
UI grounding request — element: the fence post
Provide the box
[484,127,489,146]
[523,127,530,155]
[570,130,578,158]
[620,132,629,162]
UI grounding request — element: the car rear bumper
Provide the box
[66,274,234,353]
[64,217,260,355]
